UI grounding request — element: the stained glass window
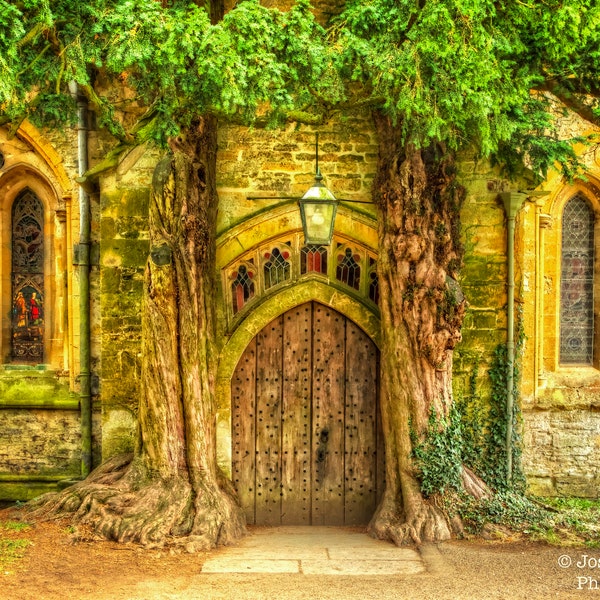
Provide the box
[336,247,361,290]
[263,247,291,289]
[11,190,45,362]
[231,264,255,314]
[301,245,328,275]
[368,257,379,304]
[225,235,380,320]
[560,195,595,365]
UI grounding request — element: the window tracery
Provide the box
[335,246,361,290]
[368,257,379,305]
[560,194,595,365]
[301,244,327,275]
[11,189,45,362]
[230,261,256,315]
[263,245,291,289]
[224,234,377,322]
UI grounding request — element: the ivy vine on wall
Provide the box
[413,310,526,495]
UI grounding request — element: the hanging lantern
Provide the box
[298,169,338,245]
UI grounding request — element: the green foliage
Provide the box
[334,0,600,176]
[455,357,486,472]
[420,342,524,497]
[0,0,337,143]
[441,492,600,545]
[0,520,32,570]
[0,1,25,109]
[1,0,598,175]
[336,0,524,150]
[411,404,464,496]
[484,311,527,491]
[493,96,587,182]
[0,538,31,568]
[414,306,526,498]
[480,344,526,489]
[541,497,600,544]
[449,490,553,535]
[1,521,31,533]
[456,309,526,493]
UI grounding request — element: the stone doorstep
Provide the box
[301,559,424,576]
[199,528,426,576]
[200,558,424,575]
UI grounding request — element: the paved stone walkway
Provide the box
[201,526,425,576]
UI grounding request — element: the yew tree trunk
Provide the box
[28,116,245,549]
[368,113,467,545]
[137,115,245,545]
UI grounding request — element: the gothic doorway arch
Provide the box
[231,301,384,526]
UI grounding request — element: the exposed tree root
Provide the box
[27,454,246,551]
[461,466,491,500]
[368,466,492,546]
[369,492,452,546]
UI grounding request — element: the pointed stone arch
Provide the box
[0,123,73,369]
[216,280,381,475]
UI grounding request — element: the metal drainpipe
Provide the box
[70,83,92,478]
[501,192,528,486]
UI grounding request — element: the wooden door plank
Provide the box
[281,303,312,525]
[376,375,386,505]
[254,316,284,525]
[231,338,257,524]
[344,321,378,525]
[311,303,345,526]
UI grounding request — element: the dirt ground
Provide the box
[1,508,600,600]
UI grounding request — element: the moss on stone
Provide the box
[101,239,149,269]
[100,267,121,294]
[0,371,78,409]
[0,481,75,502]
[101,188,150,216]
[101,217,116,240]
[115,216,148,239]
[462,259,506,283]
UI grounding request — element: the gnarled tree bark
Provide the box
[368,112,470,545]
[28,116,245,550]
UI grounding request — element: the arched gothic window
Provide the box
[263,246,291,289]
[223,233,378,321]
[230,262,255,315]
[560,194,595,365]
[336,247,361,290]
[11,189,45,362]
[301,244,327,275]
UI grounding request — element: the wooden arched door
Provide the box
[231,301,384,526]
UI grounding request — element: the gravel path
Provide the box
[1,519,599,599]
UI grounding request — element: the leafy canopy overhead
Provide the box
[0,0,337,142]
[0,0,599,177]
[335,0,600,176]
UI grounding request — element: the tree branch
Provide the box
[17,23,45,48]
[538,79,600,128]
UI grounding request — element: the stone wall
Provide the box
[523,409,600,497]
[96,115,380,460]
[0,121,90,501]
[98,146,159,459]
[216,117,378,234]
[452,161,510,405]
[95,116,600,500]
[522,367,600,497]
[451,136,600,498]
[515,133,600,497]
[3,101,599,501]
[0,367,80,500]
